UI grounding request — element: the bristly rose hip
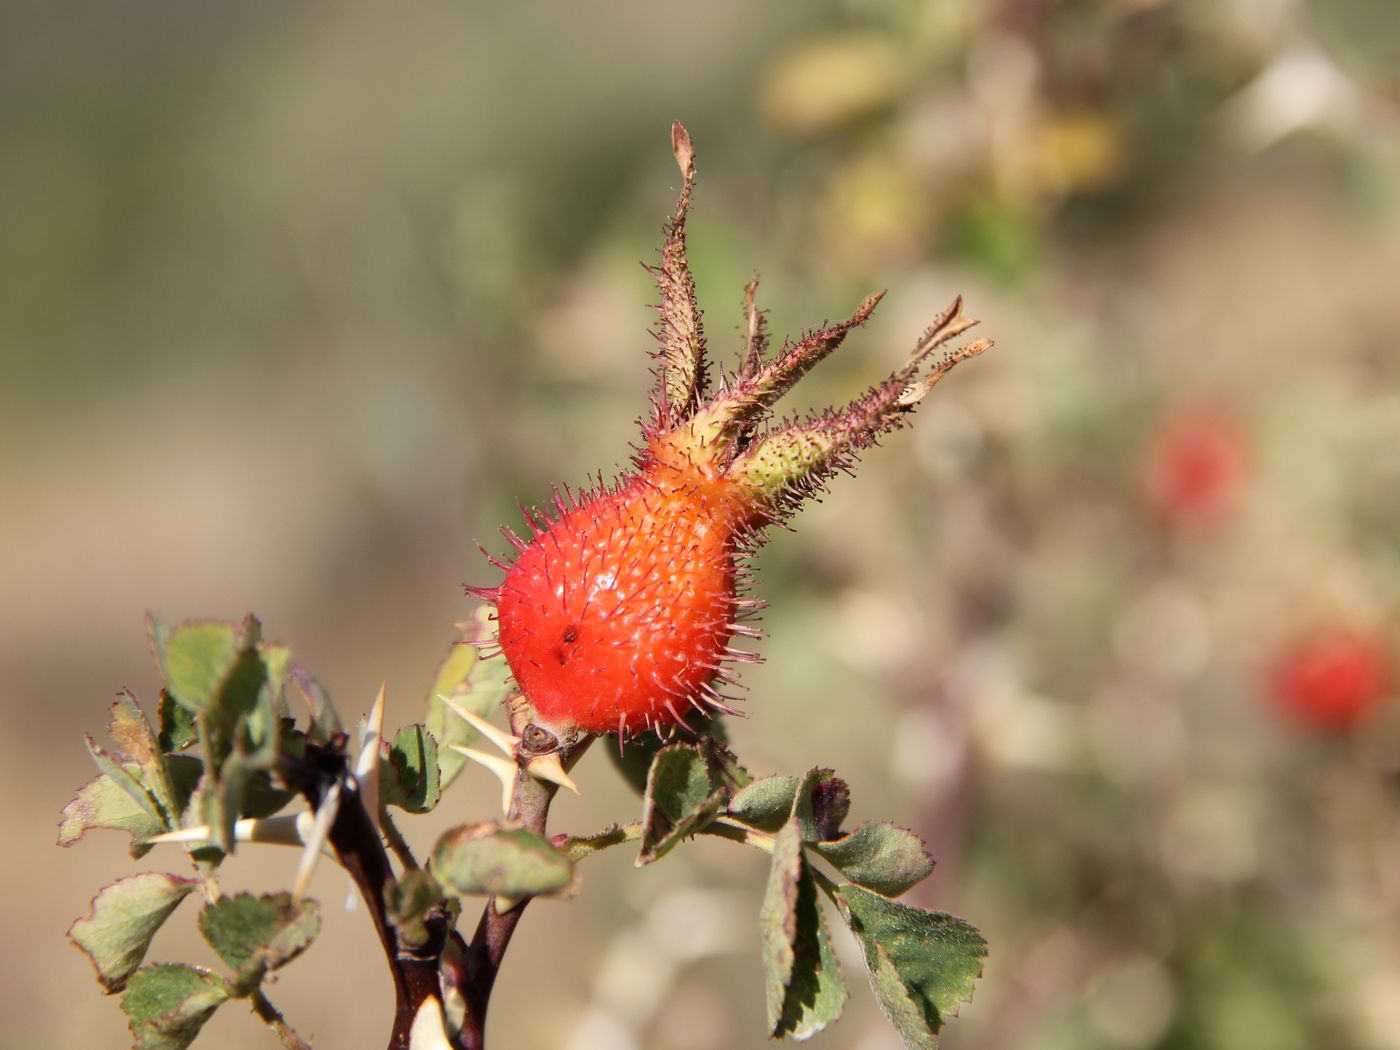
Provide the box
[468,123,991,744]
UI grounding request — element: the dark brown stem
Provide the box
[287,742,454,1050]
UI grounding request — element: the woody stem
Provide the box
[456,734,594,1050]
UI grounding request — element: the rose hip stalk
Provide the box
[469,124,990,752]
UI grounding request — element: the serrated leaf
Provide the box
[425,610,513,789]
[728,775,800,832]
[432,822,576,899]
[792,768,850,843]
[638,744,727,865]
[382,724,442,813]
[555,823,639,862]
[830,884,985,1046]
[198,892,321,995]
[58,774,163,856]
[760,821,848,1039]
[158,691,198,753]
[122,963,230,1050]
[69,873,200,993]
[813,822,935,898]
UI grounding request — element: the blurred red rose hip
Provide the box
[1267,630,1392,732]
[1145,407,1248,524]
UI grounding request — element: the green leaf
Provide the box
[792,768,850,843]
[156,620,240,715]
[158,691,198,753]
[830,884,985,1047]
[122,963,230,1050]
[58,774,163,856]
[424,610,513,789]
[727,775,800,833]
[198,892,321,995]
[759,821,848,1040]
[638,744,727,865]
[69,873,201,993]
[386,869,447,952]
[432,822,576,899]
[813,822,935,898]
[555,823,640,862]
[382,724,442,814]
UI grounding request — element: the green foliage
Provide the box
[638,743,728,864]
[760,821,847,1039]
[387,869,447,952]
[382,724,442,813]
[727,774,800,832]
[69,873,201,992]
[813,822,934,898]
[59,765,165,857]
[197,892,321,996]
[432,822,576,899]
[121,964,231,1050]
[831,885,986,1048]
[66,612,982,1050]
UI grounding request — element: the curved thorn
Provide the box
[356,682,386,825]
[526,752,580,795]
[438,695,520,755]
[408,995,454,1050]
[450,745,516,812]
[493,894,522,914]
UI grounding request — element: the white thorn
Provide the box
[493,894,522,914]
[293,778,342,901]
[145,812,319,848]
[526,752,580,795]
[437,694,519,756]
[356,682,387,826]
[408,995,454,1050]
[450,745,517,812]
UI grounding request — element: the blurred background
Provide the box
[8,1,1400,1048]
